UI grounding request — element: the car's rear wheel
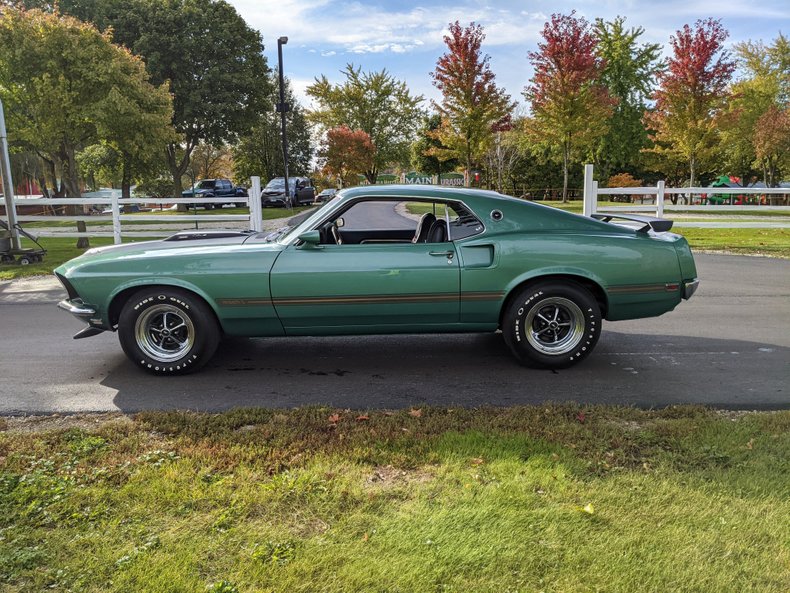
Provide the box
[118,288,220,375]
[502,281,601,369]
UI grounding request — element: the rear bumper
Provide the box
[683,278,700,300]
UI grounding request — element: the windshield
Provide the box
[261,226,292,242]
[277,195,343,244]
[265,178,285,189]
[196,180,215,189]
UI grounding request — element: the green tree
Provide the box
[593,17,662,179]
[0,8,175,245]
[431,22,514,187]
[123,0,271,198]
[410,113,460,180]
[24,0,274,198]
[307,64,424,184]
[233,75,313,185]
[524,12,615,202]
[721,35,790,186]
[754,105,790,186]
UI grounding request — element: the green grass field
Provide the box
[1,405,788,593]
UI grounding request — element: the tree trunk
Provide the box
[688,156,697,206]
[60,144,89,248]
[36,174,49,199]
[121,156,133,213]
[364,166,378,185]
[167,142,194,211]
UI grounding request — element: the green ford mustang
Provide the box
[55,185,699,374]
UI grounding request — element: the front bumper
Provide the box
[262,193,290,206]
[58,298,96,319]
[682,278,700,300]
[57,299,106,339]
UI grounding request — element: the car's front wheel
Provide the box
[118,288,220,375]
[502,281,601,369]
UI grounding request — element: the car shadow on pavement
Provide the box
[104,332,790,413]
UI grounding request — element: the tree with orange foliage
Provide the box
[319,126,374,188]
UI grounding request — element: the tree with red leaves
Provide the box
[524,12,615,202]
[319,126,374,188]
[645,19,735,190]
[431,21,514,187]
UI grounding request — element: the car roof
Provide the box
[338,184,520,204]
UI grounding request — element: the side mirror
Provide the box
[297,230,322,248]
[336,217,345,228]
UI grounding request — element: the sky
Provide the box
[228,0,790,109]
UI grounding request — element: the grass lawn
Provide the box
[673,228,790,257]
[544,201,790,217]
[1,405,788,592]
[0,237,117,281]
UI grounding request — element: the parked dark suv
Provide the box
[182,179,247,208]
[261,177,315,207]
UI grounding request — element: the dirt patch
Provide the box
[1,412,133,433]
[366,465,434,488]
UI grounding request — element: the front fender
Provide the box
[105,277,221,327]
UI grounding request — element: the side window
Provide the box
[316,198,483,246]
[405,200,484,241]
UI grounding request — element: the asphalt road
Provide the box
[0,253,788,413]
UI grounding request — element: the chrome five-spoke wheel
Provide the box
[524,297,585,355]
[118,288,220,375]
[503,281,602,369]
[135,304,195,362]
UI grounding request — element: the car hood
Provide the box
[55,231,277,274]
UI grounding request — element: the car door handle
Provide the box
[429,250,454,258]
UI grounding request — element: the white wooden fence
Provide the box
[582,165,790,225]
[11,177,263,244]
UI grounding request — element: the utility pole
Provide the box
[276,36,291,208]
[0,98,22,250]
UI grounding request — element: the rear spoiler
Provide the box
[591,213,673,233]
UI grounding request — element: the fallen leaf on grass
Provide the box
[409,409,422,418]
[470,458,484,466]
[746,438,754,450]
[362,532,369,542]
[581,503,595,515]
[576,412,586,424]
[328,413,341,424]
[355,415,370,422]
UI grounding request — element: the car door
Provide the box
[269,241,460,333]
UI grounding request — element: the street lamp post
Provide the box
[276,36,291,208]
